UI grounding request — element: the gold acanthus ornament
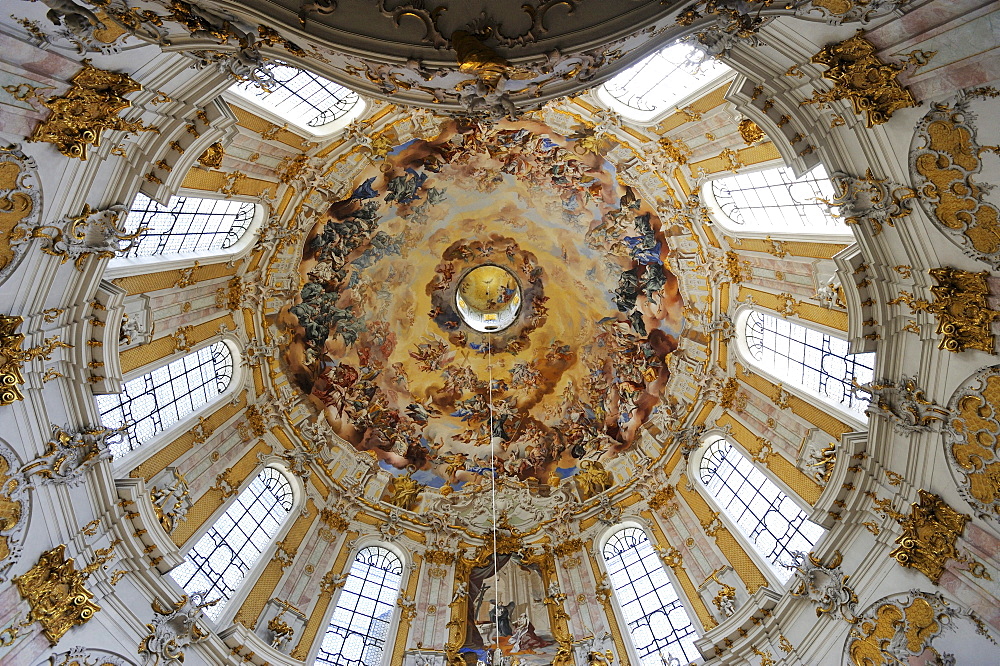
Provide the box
[801,31,916,127]
[890,268,999,354]
[1,315,73,407]
[738,118,765,145]
[29,60,158,160]
[887,490,988,583]
[196,141,224,168]
[14,541,119,644]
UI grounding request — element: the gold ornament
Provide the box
[802,31,916,127]
[900,268,998,353]
[196,142,224,169]
[889,490,972,583]
[14,543,116,644]
[947,366,1000,518]
[911,88,1000,267]
[29,60,158,160]
[386,473,423,511]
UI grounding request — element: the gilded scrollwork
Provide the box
[945,365,1000,520]
[1,316,72,407]
[0,442,27,583]
[14,541,118,644]
[888,490,988,583]
[0,143,41,283]
[801,31,916,127]
[910,87,1000,268]
[846,591,994,666]
[29,59,158,160]
[891,268,999,354]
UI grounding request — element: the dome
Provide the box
[1,2,999,666]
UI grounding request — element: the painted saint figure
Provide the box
[488,599,515,636]
[510,611,548,652]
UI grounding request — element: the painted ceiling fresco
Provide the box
[279,118,684,497]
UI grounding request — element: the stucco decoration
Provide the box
[0,143,41,285]
[279,119,683,498]
[910,87,1000,270]
[845,591,997,666]
[0,440,28,583]
[945,364,1000,520]
[36,648,136,666]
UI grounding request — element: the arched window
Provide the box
[228,63,361,133]
[699,437,824,580]
[116,193,255,260]
[599,41,730,123]
[316,546,403,666]
[742,309,874,416]
[170,467,294,620]
[708,164,847,235]
[96,341,234,458]
[602,526,699,663]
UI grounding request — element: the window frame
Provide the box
[167,461,303,628]
[688,431,825,587]
[105,190,266,278]
[732,305,872,429]
[594,519,702,665]
[222,67,366,139]
[594,42,737,126]
[701,161,855,242]
[107,337,244,475]
[308,538,409,666]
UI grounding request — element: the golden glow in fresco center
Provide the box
[456,264,522,332]
[279,119,684,500]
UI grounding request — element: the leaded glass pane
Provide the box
[601,41,730,122]
[316,546,403,666]
[96,341,234,457]
[603,527,698,664]
[229,63,360,131]
[699,437,824,580]
[170,467,293,619]
[120,193,254,259]
[744,309,874,416]
[710,164,845,234]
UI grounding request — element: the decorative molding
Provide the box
[853,376,949,434]
[827,169,916,236]
[0,443,27,583]
[28,203,137,270]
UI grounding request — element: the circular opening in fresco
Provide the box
[455,264,522,333]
